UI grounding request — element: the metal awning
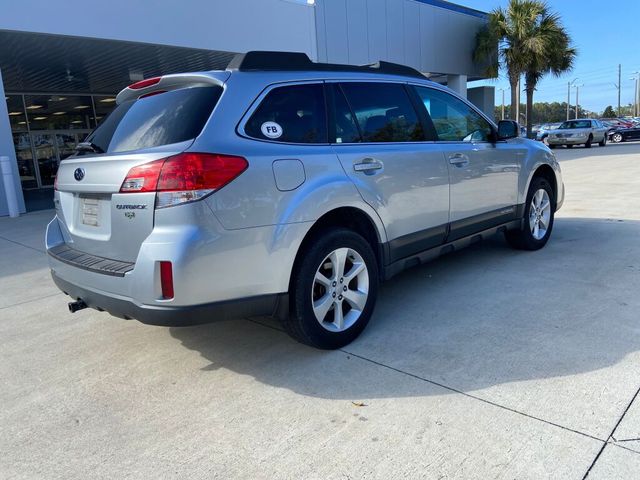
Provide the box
[0,30,235,94]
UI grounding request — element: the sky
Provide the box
[458,0,640,113]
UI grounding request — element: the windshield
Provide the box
[85,86,222,154]
[559,120,591,129]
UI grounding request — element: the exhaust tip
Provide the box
[68,300,88,313]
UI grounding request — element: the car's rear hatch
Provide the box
[54,72,228,263]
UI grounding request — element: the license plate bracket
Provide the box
[81,197,100,227]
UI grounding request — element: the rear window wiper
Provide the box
[75,141,105,154]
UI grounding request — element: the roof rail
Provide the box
[226,51,425,79]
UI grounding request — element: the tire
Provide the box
[585,134,593,148]
[284,228,379,349]
[566,144,573,149]
[549,144,557,150]
[542,135,549,145]
[599,134,607,147]
[612,132,623,143]
[505,177,555,251]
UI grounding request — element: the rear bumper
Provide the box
[52,271,282,326]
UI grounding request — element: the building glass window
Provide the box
[23,95,93,131]
[4,93,115,190]
[6,95,37,189]
[13,132,38,189]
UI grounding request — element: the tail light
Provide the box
[119,153,248,208]
[120,159,165,193]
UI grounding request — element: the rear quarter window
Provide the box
[86,86,222,153]
[245,84,327,143]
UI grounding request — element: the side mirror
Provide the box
[497,120,520,140]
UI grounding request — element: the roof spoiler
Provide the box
[115,72,229,105]
[226,51,425,79]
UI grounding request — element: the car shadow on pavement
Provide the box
[169,216,640,400]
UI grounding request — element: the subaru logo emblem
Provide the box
[74,168,85,181]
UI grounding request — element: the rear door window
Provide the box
[86,86,222,153]
[327,83,361,143]
[245,84,327,143]
[339,82,424,142]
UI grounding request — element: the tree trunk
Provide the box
[525,71,539,139]
[509,76,520,121]
[525,85,535,139]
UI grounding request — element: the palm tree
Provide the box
[523,11,576,137]
[474,0,575,137]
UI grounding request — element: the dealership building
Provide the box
[0,0,492,216]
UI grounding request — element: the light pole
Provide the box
[567,78,579,120]
[498,88,507,120]
[522,87,528,128]
[573,83,584,119]
[632,72,640,117]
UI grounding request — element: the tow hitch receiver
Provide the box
[68,300,88,313]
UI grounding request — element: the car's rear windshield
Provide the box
[86,86,222,154]
[559,120,590,129]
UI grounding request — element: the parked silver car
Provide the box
[47,51,564,349]
[535,123,561,143]
[547,119,608,148]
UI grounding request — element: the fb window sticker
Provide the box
[261,121,283,139]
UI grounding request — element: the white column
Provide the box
[447,74,468,98]
[0,67,26,216]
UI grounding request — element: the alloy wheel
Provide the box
[529,189,552,240]
[312,247,369,332]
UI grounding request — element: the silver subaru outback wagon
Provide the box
[47,51,564,349]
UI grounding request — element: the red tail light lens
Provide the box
[157,153,248,192]
[159,261,174,299]
[119,153,248,208]
[128,77,161,90]
[119,159,165,193]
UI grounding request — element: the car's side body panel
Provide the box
[332,141,450,258]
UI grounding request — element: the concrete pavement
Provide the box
[1,142,640,479]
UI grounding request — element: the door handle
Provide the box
[353,158,383,173]
[448,153,469,167]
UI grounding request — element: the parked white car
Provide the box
[547,119,608,149]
